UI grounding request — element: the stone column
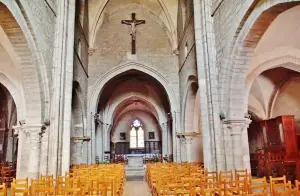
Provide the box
[74,140,83,164]
[13,126,27,178]
[193,0,220,171]
[95,123,103,162]
[40,126,49,175]
[167,120,173,156]
[224,119,251,171]
[185,136,193,162]
[6,129,13,162]
[173,112,181,162]
[48,0,76,176]
[179,137,186,162]
[103,124,111,152]
[241,119,251,171]
[161,123,168,157]
[25,125,43,180]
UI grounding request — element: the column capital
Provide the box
[184,136,193,144]
[88,48,95,56]
[223,119,251,135]
[13,124,44,136]
[73,140,84,144]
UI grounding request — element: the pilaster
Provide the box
[223,119,251,171]
[26,125,43,179]
[48,0,76,176]
[176,133,200,162]
[13,124,43,179]
[40,126,49,175]
[179,136,187,162]
[73,140,84,164]
[185,136,193,162]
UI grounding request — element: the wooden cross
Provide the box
[121,13,145,54]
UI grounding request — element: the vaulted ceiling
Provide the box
[88,0,178,48]
[97,70,171,124]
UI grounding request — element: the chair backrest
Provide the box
[30,186,55,196]
[219,170,233,182]
[0,183,7,196]
[270,175,288,196]
[236,169,250,182]
[204,169,218,181]
[295,180,300,191]
[11,182,28,196]
[272,182,291,196]
[249,177,267,195]
[61,187,83,195]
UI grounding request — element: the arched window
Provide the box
[130,119,144,148]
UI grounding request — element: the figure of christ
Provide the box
[122,19,145,40]
[121,13,145,54]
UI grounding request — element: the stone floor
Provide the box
[123,181,152,196]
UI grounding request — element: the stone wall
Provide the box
[177,0,198,132]
[19,0,55,87]
[88,3,179,105]
[71,0,89,165]
[112,111,161,143]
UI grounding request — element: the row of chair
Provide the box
[0,163,125,195]
[146,162,300,196]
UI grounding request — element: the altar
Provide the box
[127,154,144,167]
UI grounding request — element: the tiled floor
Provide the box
[123,181,152,196]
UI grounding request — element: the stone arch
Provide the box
[245,54,300,112]
[193,89,201,133]
[0,2,50,123]
[88,61,178,163]
[107,95,163,124]
[181,75,198,132]
[0,73,24,121]
[0,82,18,163]
[89,62,178,114]
[72,84,85,137]
[220,0,300,118]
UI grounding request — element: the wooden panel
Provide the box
[256,116,298,179]
[265,119,282,153]
[115,142,129,154]
[281,116,298,159]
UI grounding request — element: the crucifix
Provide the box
[121,13,145,54]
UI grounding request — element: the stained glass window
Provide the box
[130,120,144,148]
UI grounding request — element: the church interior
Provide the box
[0,0,300,195]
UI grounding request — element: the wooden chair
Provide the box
[0,183,6,196]
[270,176,291,196]
[219,170,233,182]
[174,188,194,196]
[204,169,218,182]
[294,180,300,191]
[235,169,248,179]
[30,186,55,196]
[248,177,267,196]
[60,187,83,195]
[272,182,292,196]
[226,179,247,196]
[11,178,28,196]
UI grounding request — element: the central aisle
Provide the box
[123,181,152,196]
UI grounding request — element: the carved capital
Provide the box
[223,119,251,136]
[13,124,43,138]
[88,48,95,56]
[184,136,193,144]
[173,48,179,56]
